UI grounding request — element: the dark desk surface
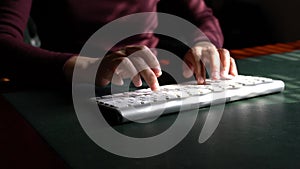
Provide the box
[1,41,300,169]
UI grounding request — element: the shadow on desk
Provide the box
[0,95,70,169]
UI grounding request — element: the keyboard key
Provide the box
[95,75,285,124]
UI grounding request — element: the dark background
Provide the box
[204,0,300,49]
[25,0,300,50]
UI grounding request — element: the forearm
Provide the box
[0,34,75,85]
[193,13,224,48]
[161,0,224,48]
[185,0,224,48]
[0,0,75,86]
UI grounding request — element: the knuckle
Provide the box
[113,57,126,65]
[120,57,131,64]
[230,57,236,63]
[114,50,126,56]
[139,45,149,51]
[222,49,230,56]
[128,45,148,51]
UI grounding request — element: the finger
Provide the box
[203,47,220,80]
[97,52,141,86]
[115,57,142,87]
[125,46,162,76]
[199,61,206,84]
[111,73,124,86]
[96,78,111,87]
[132,74,143,87]
[229,57,238,76]
[190,48,205,84]
[128,55,149,73]
[182,60,194,78]
[218,48,231,79]
[129,55,160,90]
[152,68,162,77]
[139,68,160,91]
[96,53,126,86]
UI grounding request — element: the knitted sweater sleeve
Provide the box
[0,0,74,85]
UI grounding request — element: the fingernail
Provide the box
[197,76,205,84]
[153,68,162,77]
[156,70,162,77]
[135,80,142,87]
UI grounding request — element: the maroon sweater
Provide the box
[0,0,223,85]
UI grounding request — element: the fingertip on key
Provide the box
[211,71,220,80]
[151,82,160,91]
[196,76,205,85]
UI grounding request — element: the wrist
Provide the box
[63,55,78,82]
[63,55,101,84]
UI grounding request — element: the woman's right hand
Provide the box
[63,45,162,91]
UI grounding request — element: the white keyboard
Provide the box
[94,75,285,124]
